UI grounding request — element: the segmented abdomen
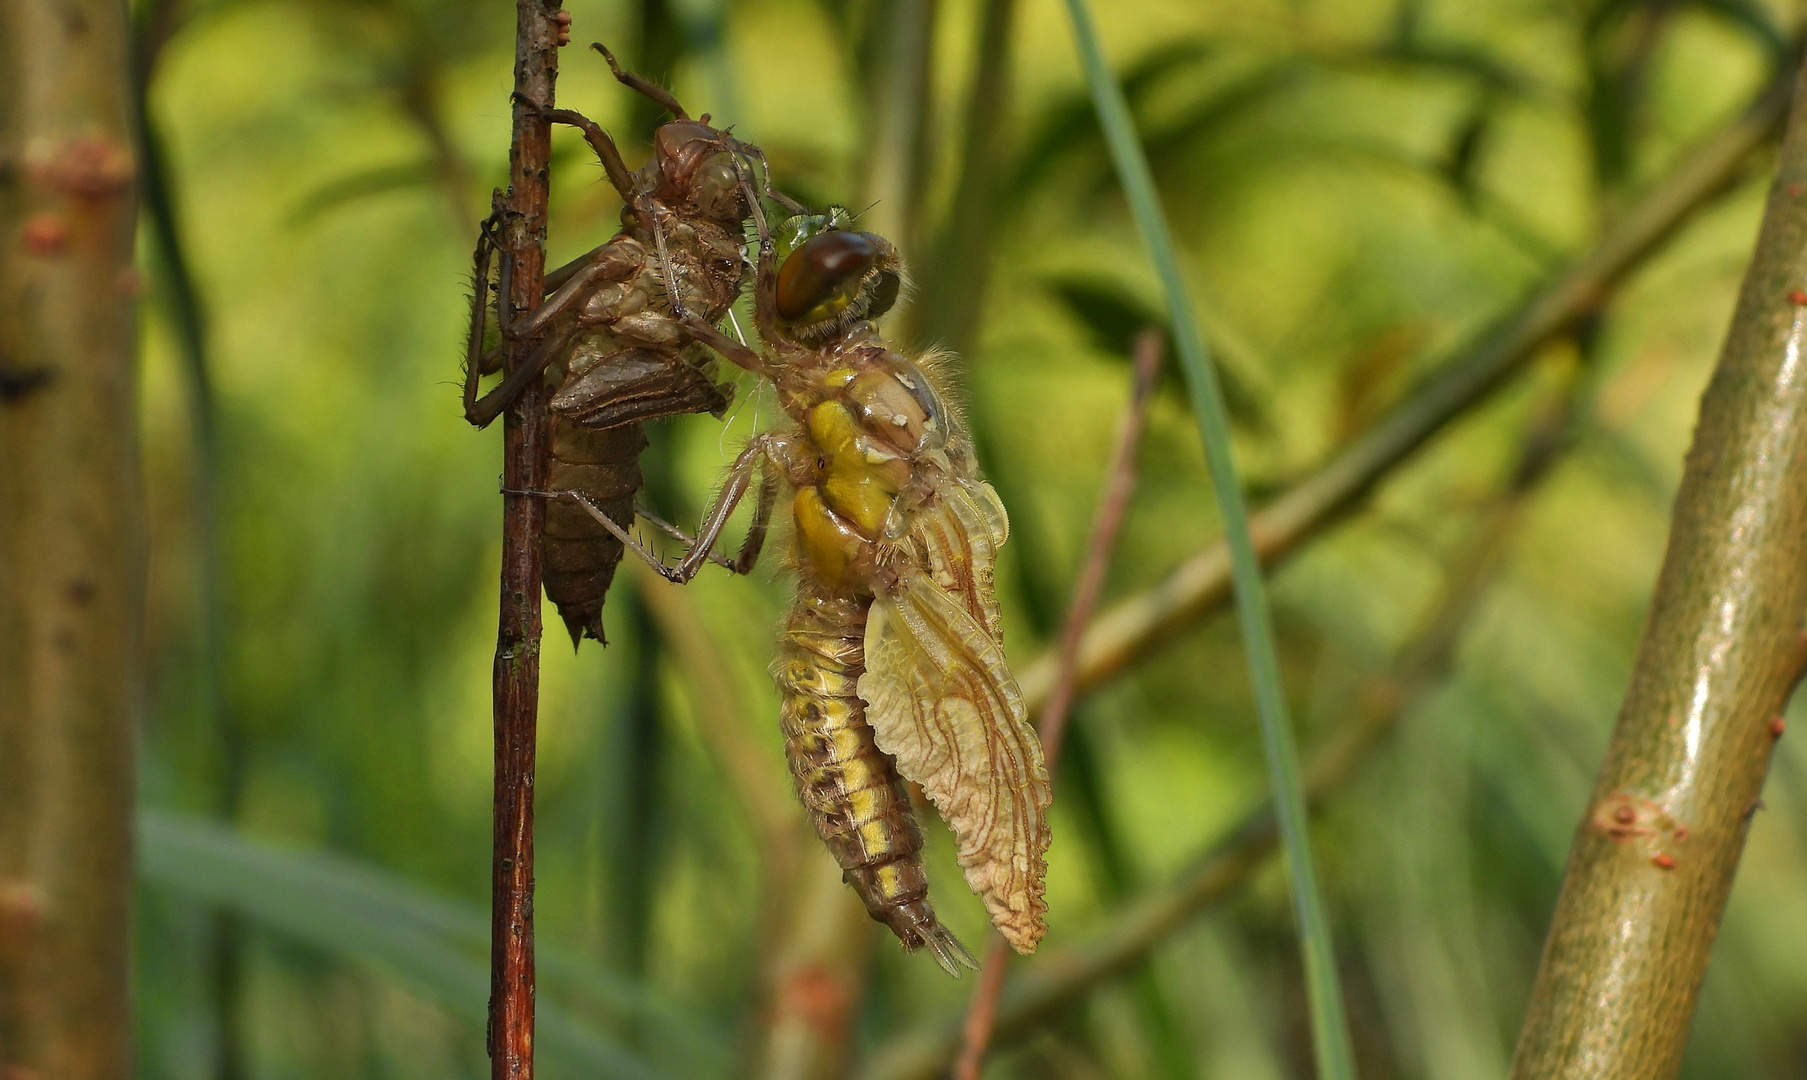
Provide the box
[541,419,645,645]
[773,590,973,973]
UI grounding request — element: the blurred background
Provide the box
[130,0,1807,1076]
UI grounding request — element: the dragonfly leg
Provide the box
[465,250,581,426]
[727,464,778,574]
[511,435,774,583]
[461,202,499,423]
[543,242,608,295]
[681,313,769,377]
[465,326,577,429]
[633,504,739,573]
[726,152,782,342]
[650,213,688,321]
[507,254,612,344]
[538,103,637,203]
[746,145,808,216]
[751,207,780,341]
[634,460,776,576]
[593,42,688,120]
[516,486,680,581]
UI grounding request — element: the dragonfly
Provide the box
[464,43,794,645]
[534,209,1052,971]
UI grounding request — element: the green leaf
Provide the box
[138,811,722,1079]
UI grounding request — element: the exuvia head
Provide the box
[586,43,754,224]
[773,213,904,341]
[651,118,752,222]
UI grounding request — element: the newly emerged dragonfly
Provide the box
[537,210,1052,970]
[465,43,792,644]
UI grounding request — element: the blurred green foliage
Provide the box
[132,0,1807,1077]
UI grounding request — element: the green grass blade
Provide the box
[1058,4,1359,1077]
[137,811,709,1080]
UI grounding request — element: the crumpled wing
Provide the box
[859,480,1051,953]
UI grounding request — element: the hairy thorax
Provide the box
[779,329,955,597]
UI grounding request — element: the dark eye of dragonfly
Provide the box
[775,231,881,325]
[866,266,901,321]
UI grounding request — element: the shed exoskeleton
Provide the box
[464,43,797,645]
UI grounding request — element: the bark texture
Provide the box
[0,0,142,1072]
[1509,60,1807,1080]
[489,2,559,1076]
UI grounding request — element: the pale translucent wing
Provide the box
[860,487,1050,953]
[912,479,1009,638]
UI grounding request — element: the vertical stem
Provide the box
[1509,57,1807,1080]
[490,2,560,1076]
[954,331,1162,1080]
[0,0,142,1075]
[1033,331,1163,774]
[759,856,877,1080]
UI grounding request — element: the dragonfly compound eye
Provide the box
[776,230,902,333]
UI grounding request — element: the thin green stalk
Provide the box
[1059,4,1357,1077]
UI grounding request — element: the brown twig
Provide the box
[488,4,561,1078]
[1038,331,1165,771]
[952,940,1013,1080]
[1012,67,1792,717]
[757,858,877,1080]
[861,354,1592,1080]
[0,0,141,1072]
[953,330,1163,1080]
[1510,54,1807,1080]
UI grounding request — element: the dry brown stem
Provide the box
[953,330,1163,1080]
[1509,56,1807,1080]
[488,2,561,1076]
[0,0,142,1071]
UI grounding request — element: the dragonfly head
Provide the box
[772,213,904,341]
